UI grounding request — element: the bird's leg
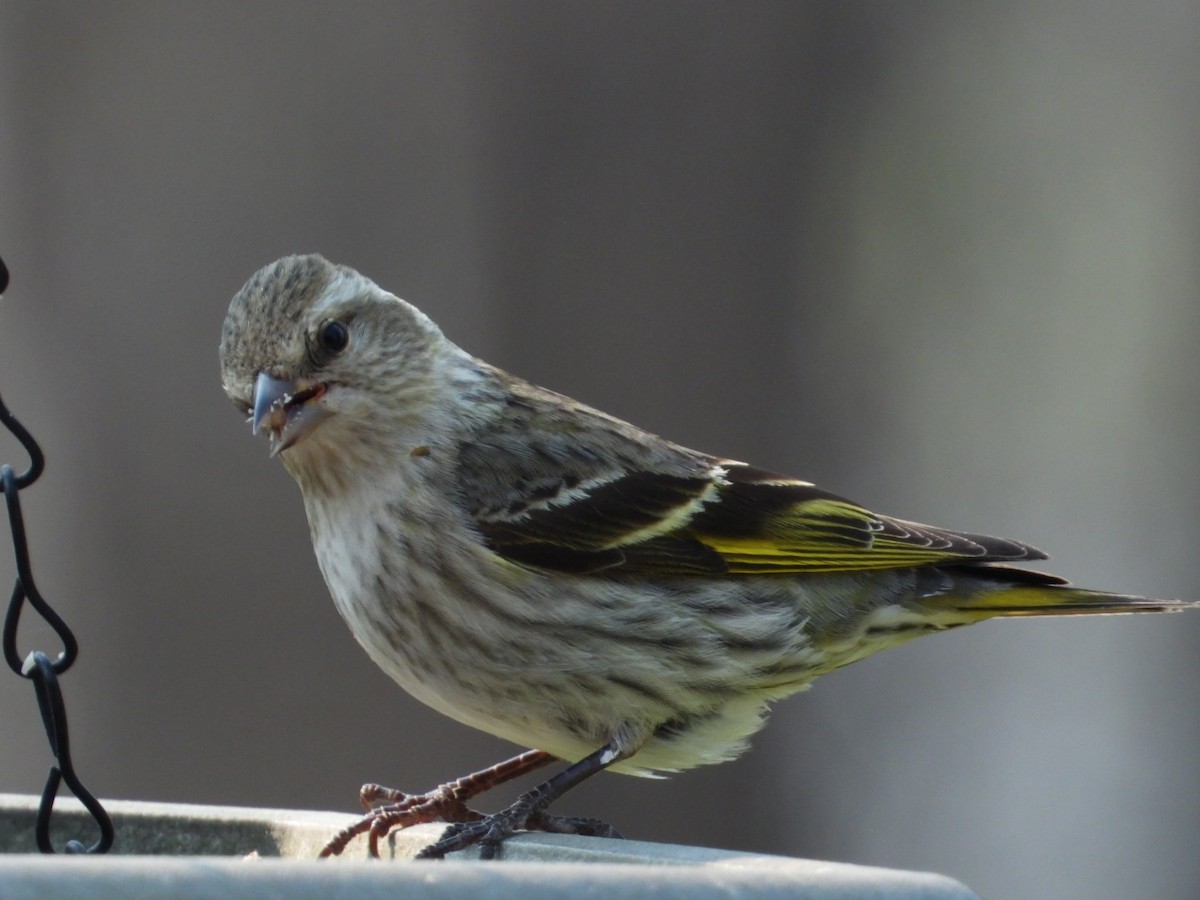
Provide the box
[318,749,556,858]
[415,739,629,860]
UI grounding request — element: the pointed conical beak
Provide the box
[252,372,329,456]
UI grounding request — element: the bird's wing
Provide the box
[455,380,1046,578]
[468,460,1047,576]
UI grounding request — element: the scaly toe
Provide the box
[415,804,535,859]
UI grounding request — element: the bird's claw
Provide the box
[415,804,622,860]
[318,782,484,858]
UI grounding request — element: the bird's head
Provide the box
[219,254,447,461]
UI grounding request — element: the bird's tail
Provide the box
[945,567,1197,620]
[967,585,1195,618]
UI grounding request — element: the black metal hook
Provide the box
[0,397,46,489]
[25,651,114,853]
[2,465,78,674]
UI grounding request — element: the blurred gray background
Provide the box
[2,2,1199,896]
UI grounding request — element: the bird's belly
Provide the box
[321,544,834,773]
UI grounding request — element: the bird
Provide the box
[219,253,1195,859]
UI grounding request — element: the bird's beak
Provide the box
[251,372,330,456]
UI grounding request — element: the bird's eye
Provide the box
[318,320,350,355]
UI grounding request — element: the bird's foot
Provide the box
[416,740,630,860]
[319,780,485,858]
[318,749,555,858]
[415,794,622,860]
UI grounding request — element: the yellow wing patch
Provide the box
[683,473,1044,574]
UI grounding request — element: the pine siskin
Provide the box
[219,254,1196,859]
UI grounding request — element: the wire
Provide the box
[1,252,113,853]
